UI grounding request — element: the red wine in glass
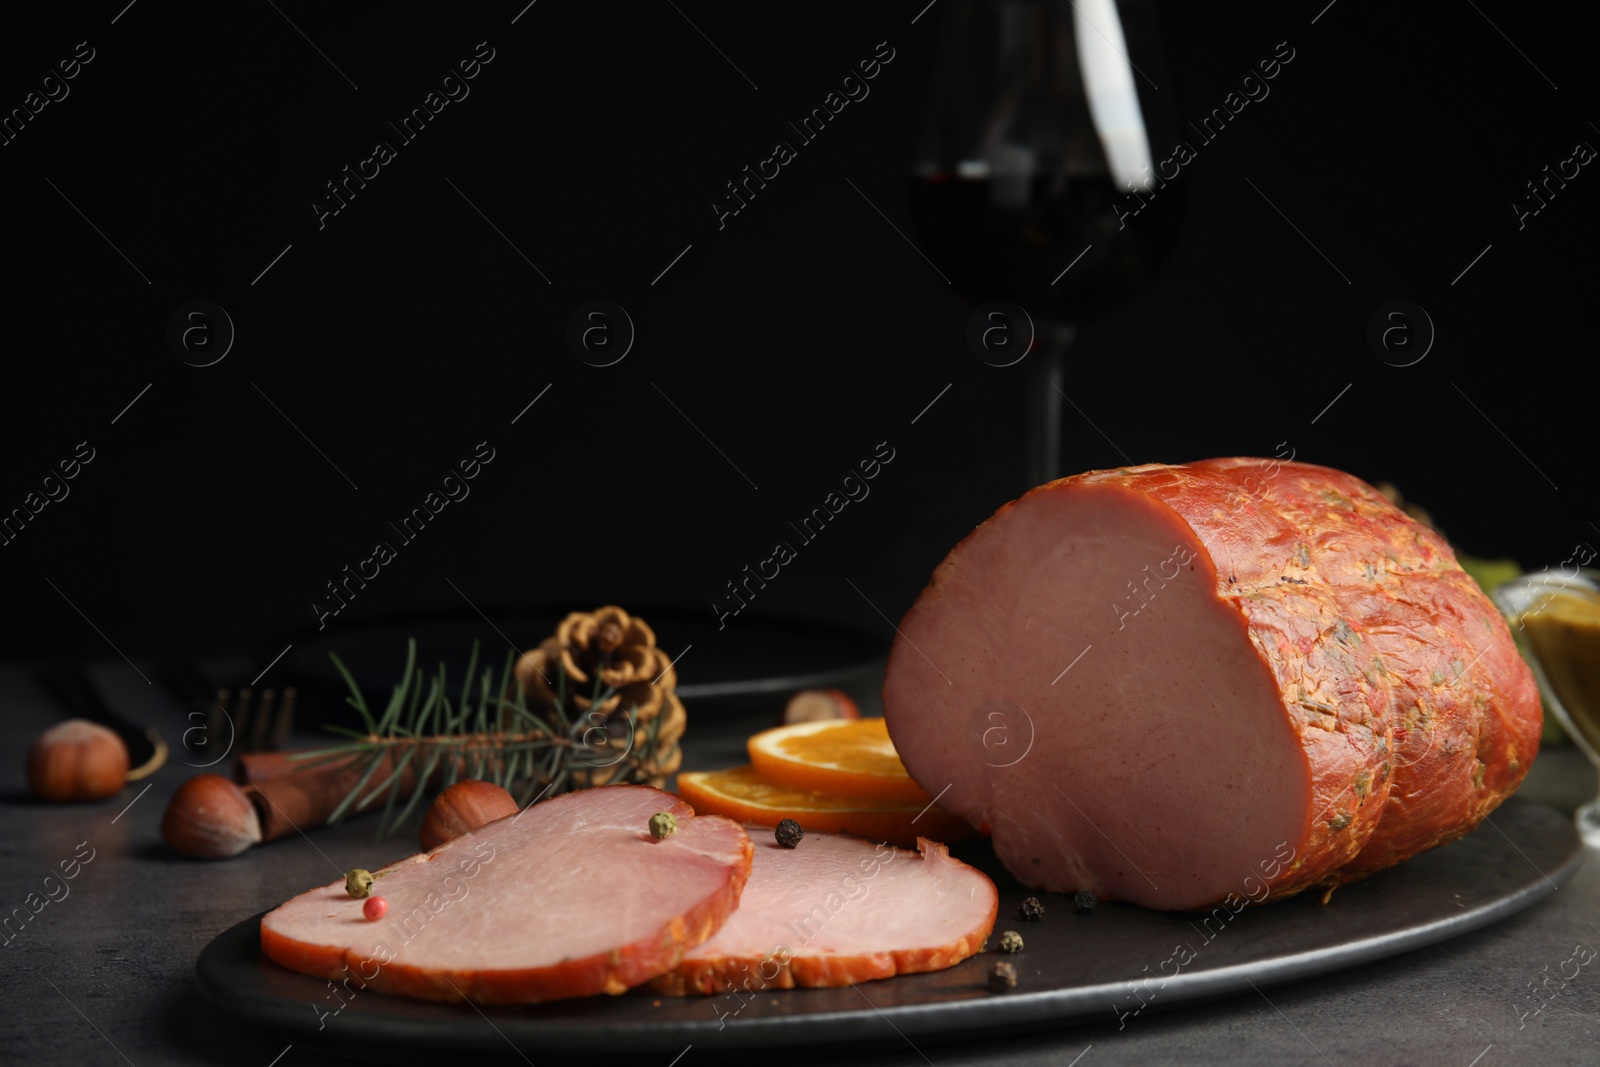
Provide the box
[910,0,1185,485]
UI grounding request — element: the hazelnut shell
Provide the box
[419,779,519,851]
[781,689,862,725]
[26,719,130,802]
[161,774,263,859]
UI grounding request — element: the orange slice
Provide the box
[748,717,930,804]
[676,765,977,849]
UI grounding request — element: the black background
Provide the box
[1,0,1593,672]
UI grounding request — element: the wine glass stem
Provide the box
[1026,327,1073,488]
[1577,792,1600,849]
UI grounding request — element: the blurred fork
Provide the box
[222,685,298,752]
[159,655,297,755]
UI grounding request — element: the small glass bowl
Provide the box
[1491,569,1600,846]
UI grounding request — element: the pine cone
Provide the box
[568,691,685,789]
[513,606,684,788]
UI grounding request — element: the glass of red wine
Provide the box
[911,0,1185,486]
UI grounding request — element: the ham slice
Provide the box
[260,785,752,1003]
[882,459,1540,911]
[650,833,996,996]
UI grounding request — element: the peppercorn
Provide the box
[1017,896,1044,921]
[1073,890,1097,913]
[345,869,375,899]
[363,895,388,921]
[997,930,1024,954]
[988,961,1018,992]
[775,819,803,849]
[649,812,678,840]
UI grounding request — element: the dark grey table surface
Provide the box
[4,659,1600,1067]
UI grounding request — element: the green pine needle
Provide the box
[311,640,670,837]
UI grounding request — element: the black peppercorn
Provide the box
[1017,896,1044,921]
[775,819,803,849]
[1073,890,1097,913]
[989,961,1018,992]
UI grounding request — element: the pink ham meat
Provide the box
[649,833,997,996]
[260,785,752,1003]
[882,459,1540,911]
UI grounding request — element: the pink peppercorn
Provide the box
[363,896,388,921]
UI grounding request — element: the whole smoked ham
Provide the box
[882,459,1540,910]
[260,785,752,1003]
[651,833,996,996]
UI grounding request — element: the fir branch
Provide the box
[312,640,665,837]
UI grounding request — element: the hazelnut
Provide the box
[419,779,518,851]
[161,774,263,858]
[27,719,129,802]
[781,689,861,725]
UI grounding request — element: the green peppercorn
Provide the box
[345,869,374,899]
[997,930,1024,953]
[775,819,803,849]
[649,812,678,840]
[989,961,1018,992]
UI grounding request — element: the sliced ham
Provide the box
[260,785,752,1003]
[882,459,1540,911]
[650,833,996,996]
